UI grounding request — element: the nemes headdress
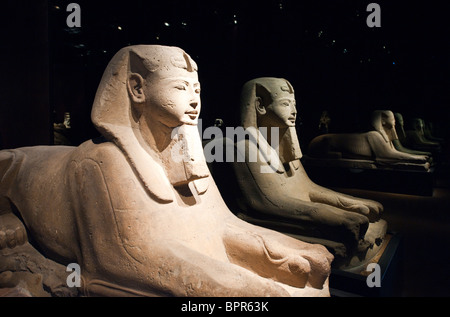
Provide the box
[240,77,303,168]
[91,45,208,203]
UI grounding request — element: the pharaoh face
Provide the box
[382,111,395,130]
[395,113,404,126]
[142,65,201,129]
[264,94,297,128]
[412,118,424,131]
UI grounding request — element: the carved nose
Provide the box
[190,102,198,109]
[290,104,297,115]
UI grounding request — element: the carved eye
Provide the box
[195,87,201,94]
[175,85,186,91]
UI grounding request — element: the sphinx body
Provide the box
[208,78,387,270]
[0,46,333,297]
[306,110,430,171]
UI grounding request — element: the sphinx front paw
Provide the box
[0,214,28,250]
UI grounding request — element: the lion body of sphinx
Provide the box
[0,139,332,297]
[308,131,429,168]
[308,132,377,160]
[0,140,232,295]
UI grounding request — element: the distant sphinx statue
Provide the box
[398,114,442,153]
[307,110,430,170]
[393,112,433,157]
[423,120,445,144]
[370,110,432,168]
[210,77,387,270]
[0,46,333,297]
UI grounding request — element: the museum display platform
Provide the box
[302,158,435,196]
[329,232,403,297]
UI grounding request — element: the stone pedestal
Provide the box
[303,159,435,196]
[329,233,403,297]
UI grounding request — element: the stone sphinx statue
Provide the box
[209,77,387,270]
[370,110,432,168]
[393,112,433,157]
[306,109,430,170]
[423,120,445,144]
[397,114,442,154]
[0,45,333,297]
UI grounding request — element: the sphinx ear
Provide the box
[255,97,266,115]
[127,73,146,104]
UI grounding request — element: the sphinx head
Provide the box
[371,110,398,142]
[92,45,201,144]
[91,45,208,200]
[240,77,302,164]
[241,77,297,129]
[394,112,404,126]
[411,118,425,132]
[126,47,200,129]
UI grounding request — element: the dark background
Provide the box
[1,0,449,149]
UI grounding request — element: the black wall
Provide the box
[1,0,51,148]
[1,0,449,149]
